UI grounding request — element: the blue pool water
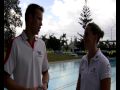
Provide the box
[4,58,116,90]
[48,58,116,90]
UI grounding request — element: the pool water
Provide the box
[4,58,116,90]
[48,58,116,90]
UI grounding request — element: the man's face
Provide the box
[83,26,97,49]
[30,9,43,35]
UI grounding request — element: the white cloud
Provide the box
[39,0,85,42]
[43,0,116,39]
[17,0,116,42]
[88,0,116,40]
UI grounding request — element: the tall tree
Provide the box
[77,0,92,50]
[78,0,92,29]
[60,33,68,49]
[41,34,47,44]
[47,34,61,51]
[4,0,22,48]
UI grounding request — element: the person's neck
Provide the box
[88,47,98,60]
[25,28,35,42]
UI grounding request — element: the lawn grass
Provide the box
[4,51,81,62]
[47,52,81,62]
[4,50,116,62]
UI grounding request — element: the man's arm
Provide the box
[100,78,111,90]
[76,74,81,90]
[42,70,49,90]
[4,71,27,90]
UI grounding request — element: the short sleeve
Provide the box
[42,45,49,72]
[100,59,111,80]
[4,40,17,75]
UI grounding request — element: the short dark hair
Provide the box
[25,3,44,24]
[87,22,104,42]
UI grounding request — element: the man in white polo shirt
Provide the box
[4,4,49,90]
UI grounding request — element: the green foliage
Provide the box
[98,41,116,50]
[60,33,68,51]
[46,34,61,51]
[41,33,69,51]
[4,0,22,48]
[75,39,85,50]
[47,52,80,62]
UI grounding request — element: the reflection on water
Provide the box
[110,57,116,90]
[48,58,116,90]
[48,60,79,90]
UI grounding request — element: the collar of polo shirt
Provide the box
[85,48,101,62]
[21,30,39,41]
[21,30,28,41]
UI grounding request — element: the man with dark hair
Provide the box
[4,3,49,90]
[25,4,44,25]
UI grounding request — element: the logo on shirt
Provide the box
[37,51,42,56]
[91,67,96,73]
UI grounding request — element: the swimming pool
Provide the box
[48,58,116,90]
[4,58,116,90]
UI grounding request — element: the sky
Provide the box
[16,0,116,43]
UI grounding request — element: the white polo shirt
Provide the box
[4,31,49,88]
[79,49,111,90]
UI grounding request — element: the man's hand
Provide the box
[42,70,49,90]
[42,83,48,90]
